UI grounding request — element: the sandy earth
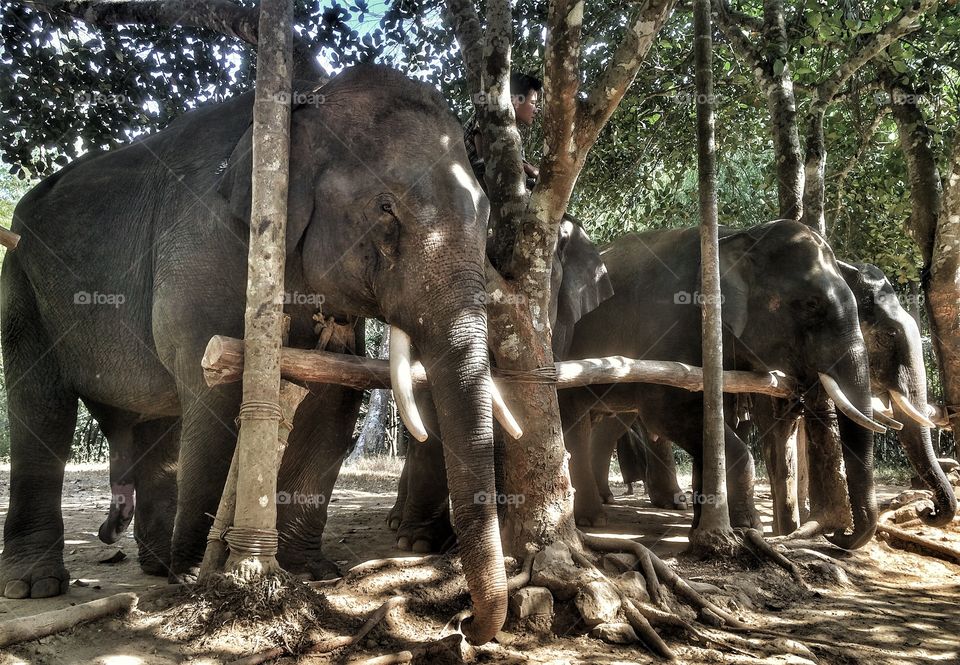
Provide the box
[0,463,958,664]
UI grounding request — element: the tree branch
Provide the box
[814,0,936,106]
[714,0,769,89]
[578,0,678,147]
[22,0,327,79]
[443,0,484,96]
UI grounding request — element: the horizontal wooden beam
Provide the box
[202,335,796,398]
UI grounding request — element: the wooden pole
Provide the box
[690,0,735,552]
[225,0,294,579]
[201,334,797,397]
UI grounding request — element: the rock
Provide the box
[602,552,637,574]
[590,622,639,644]
[937,458,959,474]
[617,571,650,605]
[510,586,554,619]
[887,489,933,511]
[575,580,621,628]
[532,542,589,600]
[893,500,934,524]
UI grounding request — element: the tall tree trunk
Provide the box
[801,109,827,234]
[348,327,391,463]
[225,0,294,578]
[886,71,960,448]
[928,135,960,447]
[690,0,734,552]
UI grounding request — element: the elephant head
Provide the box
[550,217,614,359]
[716,221,880,549]
[837,262,956,526]
[219,65,506,643]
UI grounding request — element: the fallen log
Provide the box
[202,335,796,397]
[0,592,138,647]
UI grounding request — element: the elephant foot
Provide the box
[1,538,71,599]
[395,512,455,554]
[601,492,616,505]
[650,491,690,510]
[168,566,199,585]
[574,509,608,528]
[278,548,341,581]
[1,557,70,599]
[386,503,402,532]
[730,506,763,531]
[622,483,635,496]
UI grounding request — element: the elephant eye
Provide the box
[380,201,393,214]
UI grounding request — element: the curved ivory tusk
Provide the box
[390,326,429,442]
[490,378,523,439]
[889,390,937,429]
[871,397,894,418]
[873,409,904,431]
[926,404,952,429]
[817,373,886,434]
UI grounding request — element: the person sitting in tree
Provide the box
[463,72,542,189]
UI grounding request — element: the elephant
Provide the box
[1,64,509,643]
[386,217,614,553]
[559,220,882,549]
[592,261,957,534]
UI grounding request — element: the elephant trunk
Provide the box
[891,332,957,526]
[413,288,507,645]
[823,342,878,550]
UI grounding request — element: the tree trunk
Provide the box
[349,328,391,463]
[690,0,734,552]
[224,0,294,579]
[928,135,960,448]
[760,0,803,220]
[801,109,827,234]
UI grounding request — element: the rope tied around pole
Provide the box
[238,400,283,422]
[223,526,280,557]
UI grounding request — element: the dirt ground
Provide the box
[1,462,958,665]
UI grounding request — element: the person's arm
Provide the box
[523,160,539,178]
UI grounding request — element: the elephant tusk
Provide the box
[390,326,429,442]
[873,409,904,431]
[818,373,887,434]
[871,397,894,418]
[926,403,952,429]
[889,390,937,429]
[490,378,523,439]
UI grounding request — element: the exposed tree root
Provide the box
[343,555,440,578]
[739,528,807,586]
[230,595,408,665]
[877,522,960,563]
[507,545,537,593]
[344,634,463,665]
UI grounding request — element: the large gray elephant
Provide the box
[1,65,507,643]
[386,218,614,553]
[560,220,882,549]
[836,262,956,525]
[596,261,957,534]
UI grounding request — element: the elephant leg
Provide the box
[643,432,687,509]
[276,385,360,580]
[168,346,241,582]
[753,397,801,536]
[591,415,635,504]
[723,423,762,530]
[84,401,140,546]
[387,453,411,532]
[560,392,605,527]
[1,260,78,599]
[132,418,180,577]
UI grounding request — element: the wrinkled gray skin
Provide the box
[837,262,955,525]
[599,261,956,532]
[560,221,879,549]
[591,417,688,510]
[387,219,614,553]
[1,65,506,639]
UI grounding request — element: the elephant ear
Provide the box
[711,229,754,339]
[217,104,320,255]
[551,217,614,359]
